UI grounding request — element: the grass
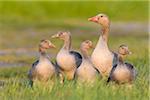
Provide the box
[0,1,148,30]
[0,33,149,100]
[0,1,149,100]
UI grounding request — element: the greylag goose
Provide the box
[76,40,99,83]
[28,40,56,86]
[88,13,114,77]
[107,45,137,84]
[51,31,82,81]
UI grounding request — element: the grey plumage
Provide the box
[112,52,118,66]
[107,64,117,83]
[28,60,39,87]
[107,63,137,83]
[125,62,138,79]
[107,52,120,83]
[51,31,83,81]
[28,40,56,87]
[51,60,62,75]
[76,40,100,83]
[32,60,39,68]
[107,45,137,84]
[69,51,82,68]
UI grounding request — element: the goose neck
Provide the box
[118,55,124,64]
[39,47,48,60]
[63,36,71,50]
[81,48,90,59]
[101,26,109,43]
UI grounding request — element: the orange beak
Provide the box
[88,16,99,23]
[49,43,56,48]
[90,45,94,49]
[88,43,94,49]
[128,51,132,55]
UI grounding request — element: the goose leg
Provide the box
[59,73,64,84]
[66,68,76,80]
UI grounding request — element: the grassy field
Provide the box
[0,33,148,100]
[0,1,149,100]
[0,1,148,30]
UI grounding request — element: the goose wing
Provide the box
[32,60,39,68]
[106,51,118,83]
[51,60,61,75]
[124,62,134,69]
[112,51,119,66]
[28,60,39,78]
[107,64,118,83]
[28,60,39,87]
[125,62,137,78]
[69,51,82,68]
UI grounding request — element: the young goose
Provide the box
[88,13,114,77]
[51,31,82,81]
[76,40,99,83]
[107,45,137,84]
[28,40,56,86]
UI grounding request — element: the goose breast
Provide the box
[56,49,76,71]
[36,59,55,79]
[77,60,97,81]
[91,37,113,75]
[112,64,132,83]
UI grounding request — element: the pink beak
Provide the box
[88,16,98,23]
[49,44,56,48]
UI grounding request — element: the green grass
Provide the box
[0,1,149,100]
[0,1,148,29]
[0,33,148,100]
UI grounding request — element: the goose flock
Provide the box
[28,13,137,86]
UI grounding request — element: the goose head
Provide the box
[80,40,93,59]
[51,31,71,41]
[118,45,132,57]
[81,40,93,51]
[88,13,110,28]
[39,39,56,53]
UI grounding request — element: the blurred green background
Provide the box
[0,1,149,100]
[0,1,148,67]
[0,1,148,29]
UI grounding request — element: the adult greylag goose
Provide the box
[107,45,137,84]
[28,39,56,86]
[88,13,114,77]
[51,31,82,81]
[76,40,99,83]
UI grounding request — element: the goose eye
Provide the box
[59,33,63,36]
[43,41,46,43]
[85,41,89,44]
[100,16,103,17]
[45,40,49,43]
[41,39,45,42]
